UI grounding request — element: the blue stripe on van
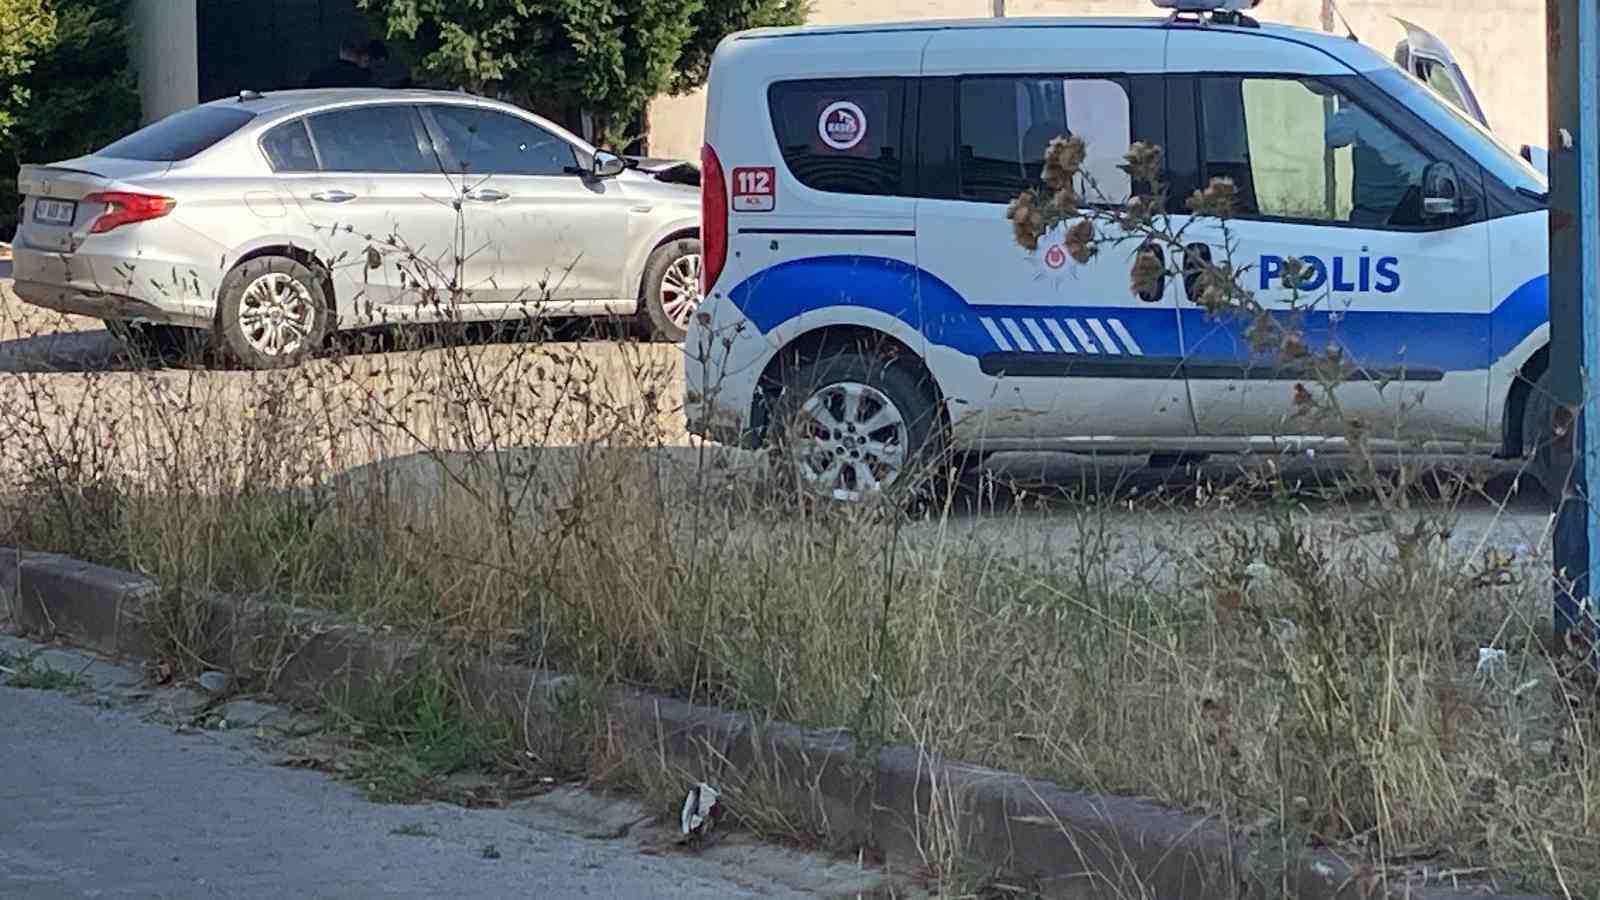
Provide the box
[725,255,1549,373]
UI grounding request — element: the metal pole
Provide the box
[993,0,1005,17]
[1549,0,1600,648]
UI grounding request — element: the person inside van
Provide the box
[1312,83,1421,226]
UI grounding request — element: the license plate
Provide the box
[32,198,77,226]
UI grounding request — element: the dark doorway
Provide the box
[197,0,386,101]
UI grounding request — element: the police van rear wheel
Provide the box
[773,350,943,505]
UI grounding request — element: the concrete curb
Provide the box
[0,548,1550,900]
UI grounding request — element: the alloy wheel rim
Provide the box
[659,253,703,329]
[238,272,316,357]
[789,381,909,502]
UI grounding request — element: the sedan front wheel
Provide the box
[638,238,702,342]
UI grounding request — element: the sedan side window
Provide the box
[261,119,318,172]
[307,105,440,174]
[428,106,578,177]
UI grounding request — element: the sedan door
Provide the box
[268,104,462,326]
[421,104,631,311]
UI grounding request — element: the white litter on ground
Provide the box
[680,783,721,837]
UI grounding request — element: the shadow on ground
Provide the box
[333,443,1552,527]
[0,316,652,375]
[0,328,131,373]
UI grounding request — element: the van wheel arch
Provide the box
[1504,343,1549,458]
[753,326,949,445]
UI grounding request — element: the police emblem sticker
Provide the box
[818,101,867,151]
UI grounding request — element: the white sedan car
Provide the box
[11,89,702,368]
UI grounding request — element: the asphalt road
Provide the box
[0,639,887,900]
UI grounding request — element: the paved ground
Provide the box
[0,636,892,900]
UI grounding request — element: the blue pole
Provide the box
[1550,0,1598,649]
[1581,0,1600,649]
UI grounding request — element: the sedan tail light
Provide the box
[700,144,728,297]
[85,191,176,234]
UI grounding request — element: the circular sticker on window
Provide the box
[818,101,867,151]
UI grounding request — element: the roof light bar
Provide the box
[1150,0,1261,11]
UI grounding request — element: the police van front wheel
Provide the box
[1523,367,1575,507]
[771,351,944,506]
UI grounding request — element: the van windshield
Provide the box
[1367,67,1545,197]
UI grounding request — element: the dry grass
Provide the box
[1,284,1597,897]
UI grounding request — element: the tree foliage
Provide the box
[670,0,806,94]
[0,0,57,144]
[358,0,807,151]
[1,0,139,240]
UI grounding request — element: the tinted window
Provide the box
[1200,76,1432,227]
[307,105,439,174]
[261,119,318,172]
[1414,58,1469,114]
[957,76,1132,204]
[98,107,256,162]
[768,79,907,196]
[428,106,577,176]
[1368,68,1543,196]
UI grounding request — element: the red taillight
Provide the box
[700,143,728,297]
[85,191,176,234]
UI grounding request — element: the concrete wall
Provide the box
[128,0,199,124]
[647,0,1547,160]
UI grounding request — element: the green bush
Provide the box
[1,0,140,241]
[359,0,807,152]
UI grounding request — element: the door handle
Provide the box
[1135,243,1166,303]
[1182,243,1214,305]
[464,188,509,203]
[309,190,356,203]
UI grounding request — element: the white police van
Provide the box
[685,0,1553,502]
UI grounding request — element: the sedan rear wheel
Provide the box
[216,256,329,369]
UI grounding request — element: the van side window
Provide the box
[1199,76,1432,228]
[957,77,1132,204]
[768,79,907,196]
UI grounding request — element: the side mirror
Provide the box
[1422,160,1466,219]
[590,150,626,179]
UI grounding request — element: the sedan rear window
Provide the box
[98,107,257,162]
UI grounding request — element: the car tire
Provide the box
[215,256,330,370]
[107,321,207,365]
[771,348,945,506]
[1523,366,1574,507]
[637,238,702,343]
